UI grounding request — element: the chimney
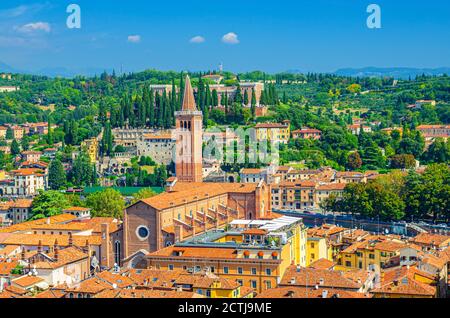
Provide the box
[290,278,296,285]
[37,240,42,254]
[54,246,59,261]
[68,232,73,247]
[287,290,295,298]
[319,278,324,286]
[176,285,183,292]
[322,290,328,298]
[21,246,26,261]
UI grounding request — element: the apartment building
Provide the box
[271,181,317,211]
[347,124,372,135]
[336,235,406,271]
[144,216,307,294]
[254,121,290,144]
[0,168,47,197]
[21,151,42,164]
[81,138,98,163]
[292,128,322,140]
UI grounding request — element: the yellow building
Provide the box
[372,266,437,298]
[174,274,254,298]
[81,137,99,163]
[336,236,405,271]
[144,216,307,294]
[254,121,290,144]
[306,236,329,266]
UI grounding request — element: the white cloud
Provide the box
[0,5,29,18]
[127,35,141,43]
[17,22,51,33]
[222,32,239,44]
[189,35,205,44]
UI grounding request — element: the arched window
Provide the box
[114,240,121,265]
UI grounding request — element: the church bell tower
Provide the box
[174,75,203,182]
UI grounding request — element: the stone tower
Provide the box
[175,75,203,182]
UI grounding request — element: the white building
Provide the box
[136,133,175,165]
[0,168,47,197]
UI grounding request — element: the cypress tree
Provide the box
[243,90,249,106]
[10,139,20,155]
[48,158,66,190]
[148,89,155,127]
[212,89,218,107]
[47,119,53,145]
[251,89,257,120]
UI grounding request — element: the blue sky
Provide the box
[0,0,449,73]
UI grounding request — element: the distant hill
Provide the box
[334,67,450,79]
[0,61,113,78]
[0,61,23,74]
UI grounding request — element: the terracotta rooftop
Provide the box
[0,214,77,233]
[279,265,361,290]
[32,247,88,269]
[316,183,346,191]
[0,259,19,276]
[255,123,288,129]
[12,275,44,288]
[308,258,336,270]
[95,289,203,298]
[410,233,450,247]
[140,182,260,211]
[372,266,436,296]
[65,277,112,294]
[96,271,136,289]
[1,233,102,247]
[256,286,370,298]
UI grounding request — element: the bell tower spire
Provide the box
[181,75,197,111]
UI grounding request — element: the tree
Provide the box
[243,90,249,106]
[21,136,30,151]
[211,89,218,107]
[5,127,13,140]
[85,188,125,218]
[101,121,114,156]
[48,158,67,190]
[47,119,53,145]
[250,89,257,120]
[406,164,450,222]
[10,139,20,155]
[422,138,450,164]
[390,154,416,169]
[70,151,95,187]
[30,190,70,220]
[361,141,385,169]
[346,152,362,170]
